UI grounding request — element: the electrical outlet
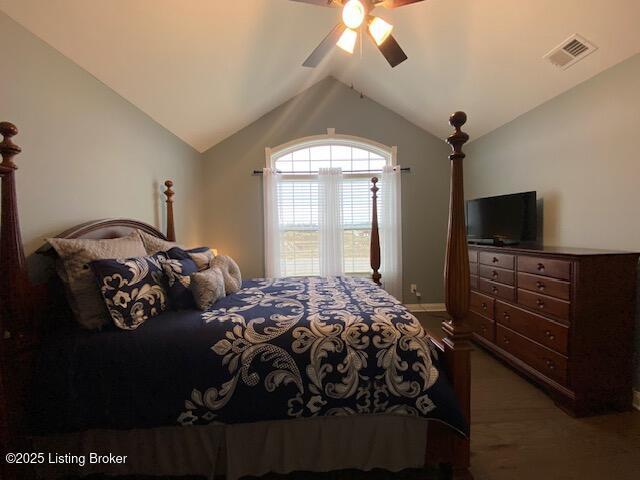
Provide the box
[410,284,417,294]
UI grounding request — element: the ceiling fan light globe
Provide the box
[336,28,358,54]
[369,16,393,46]
[342,0,365,29]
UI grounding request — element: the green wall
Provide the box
[1,11,202,263]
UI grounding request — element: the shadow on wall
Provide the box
[536,197,544,243]
[26,251,55,286]
[540,191,560,243]
[153,180,161,231]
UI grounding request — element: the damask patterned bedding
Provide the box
[30,276,467,436]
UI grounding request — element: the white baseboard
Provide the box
[633,390,640,411]
[405,303,446,313]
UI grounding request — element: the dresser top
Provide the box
[467,243,639,257]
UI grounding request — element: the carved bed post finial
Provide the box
[163,180,176,242]
[442,112,473,479]
[370,177,381,286]
[0,122,21,170]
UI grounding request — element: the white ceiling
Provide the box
[2,0,639,152]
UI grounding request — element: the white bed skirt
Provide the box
[33,415,429,479]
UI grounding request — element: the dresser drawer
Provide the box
[468,249,478,263]
[495,300,568,355]
[470,274,479,290]
[469,312,495,342]
[518,256,571,281]
[518,272,570,301]
[479,251,515,270]
[518,289,570,323]
[480,265,515,286]
[480,278,515,302]
[497,325,568,385]
[470,291,494,320]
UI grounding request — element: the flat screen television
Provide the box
[466,192,537,246]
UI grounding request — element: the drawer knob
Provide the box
[537,263,545,271]
[503,337,510,344]
[492,270,499,278]
[544,330,555,341]
[536,281,545,291]
[492,286,498,294]
[536,299,545,309]
[545,359,556,370]
[503,312,510,320]
[492,257,499,263]
[481,302,487,310]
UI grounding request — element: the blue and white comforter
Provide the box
[31,277,467,436]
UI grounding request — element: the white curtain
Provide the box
[318,168,344,276]
[263,168,282,278]
[380,165,403,300]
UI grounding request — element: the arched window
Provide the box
[264,131,398,278]
[271,137,392,174]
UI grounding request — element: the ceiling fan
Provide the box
[292,0,425,68]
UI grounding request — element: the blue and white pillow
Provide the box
[161,247,200,310]
[91,253,168,330]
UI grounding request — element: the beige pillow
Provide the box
[47,232,146,330]
[211,255,242,295]
[189,250,215,271]
[137,229,181,255]
[190,267,226,310]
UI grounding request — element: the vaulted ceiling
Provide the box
[1,0,639,152]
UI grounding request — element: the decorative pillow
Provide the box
[47,232,147,330]
[161,247,199,309]
[137,229,182,255]
[190,267,226,310]
[188,247,215,271]
[91,253,168,330]
[211,255,242,295]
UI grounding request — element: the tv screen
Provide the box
[466,192,537,245]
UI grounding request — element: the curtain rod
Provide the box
[252,167,411,175]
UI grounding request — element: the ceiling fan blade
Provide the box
[374,34,408,67]
[290,0,341,7]
[302,23,347,68]
[377,0,425,8]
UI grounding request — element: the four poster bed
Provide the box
[0,113,473,480]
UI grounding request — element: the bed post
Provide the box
[370,177,381,285]
[0,122,29,317]
[442,112,473,479]
[164,180,176,241]
[0,122,31,480]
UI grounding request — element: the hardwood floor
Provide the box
[415,312,640,480]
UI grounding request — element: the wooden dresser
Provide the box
[468,244,638,416]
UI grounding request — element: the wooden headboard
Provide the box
[36,218,168,255]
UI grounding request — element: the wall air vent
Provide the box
[544,34,598,70]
